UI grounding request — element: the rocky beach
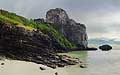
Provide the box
[0,51,87,75]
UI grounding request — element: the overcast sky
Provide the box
[0,0,120,40]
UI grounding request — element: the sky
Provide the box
[0,0,120,40]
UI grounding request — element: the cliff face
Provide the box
[0,22,53,55]
[46,8,88,48]
[0,9,84,68]
[0,22,79,68]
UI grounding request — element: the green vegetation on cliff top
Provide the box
[0,9,76,48]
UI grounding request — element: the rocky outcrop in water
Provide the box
[46,8,88,48]
[99,44,112,51]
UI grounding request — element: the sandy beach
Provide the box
[0,59,83,75]
[0,59,57,75]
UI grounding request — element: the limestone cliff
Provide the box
[0,22,79,68]
[0,9,84,68]
[46,8,88,48]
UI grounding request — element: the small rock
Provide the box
[57,63,65,67]
[1,63,4,65]
[39,67,46,70]
[55,72,58,75]
[80,64,87,68]
[99,44,112,51]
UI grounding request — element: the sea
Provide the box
[59,44,120,75]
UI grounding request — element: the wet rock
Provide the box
[60,55,78,65]
[57,63,65,67]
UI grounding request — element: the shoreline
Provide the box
[0,59,84,75]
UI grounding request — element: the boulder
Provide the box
[55,72,58,75]
[86,47,97,50]
[1,63,4,65]
[46,8,88,49]
[99,45,112,51]
[80,64,87,68]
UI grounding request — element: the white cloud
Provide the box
[0,0,120,40]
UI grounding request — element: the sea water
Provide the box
[59,44,120,75]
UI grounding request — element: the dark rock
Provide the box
[46,8,88,49]
[69,47,97,51]
[55,72,58,75]
[99,45,112,51]
[1,63,4,65]
[86,47,98,50]
[39,67,46,70]
[61,59,77,65]
[60,55,78,65]
[80,64,87,68]
[57,63,65,67]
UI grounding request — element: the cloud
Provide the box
[0,0,120,39]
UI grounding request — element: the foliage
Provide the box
[0,9,76,48]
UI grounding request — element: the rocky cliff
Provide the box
[0,9,81,68]
[0,22,80,68]
[46,8,88,48]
